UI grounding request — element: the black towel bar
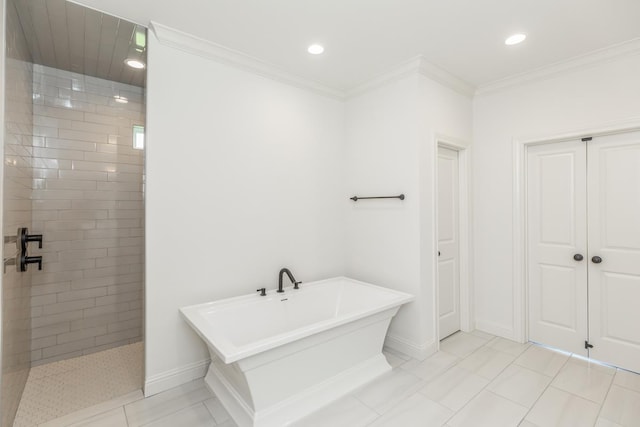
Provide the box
[350,194,405,202]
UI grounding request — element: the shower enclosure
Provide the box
[1,1,146,425]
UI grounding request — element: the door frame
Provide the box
[513,119,640,344]
[435,136,472,340]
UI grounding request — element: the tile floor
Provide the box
[13,342,143,426]
[19,332,640,426]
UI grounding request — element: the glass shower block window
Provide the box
[133,125,145,150]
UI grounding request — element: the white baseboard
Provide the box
[384,334,437,361]
[144,359,210,396]
[474,320,519,342]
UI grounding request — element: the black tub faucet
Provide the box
[278,268,301,293]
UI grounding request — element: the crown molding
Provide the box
[150,22,476,101]
[416,59,476,98]
[149,22,345,100]
[346,55,475,99]
[346,56,423,98]
[476,37,640,96]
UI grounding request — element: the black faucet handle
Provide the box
[18,228,43,251]
[256,288,266,296]
[26,233,43,249]
[293,281,301,289]
[21,255,42,271]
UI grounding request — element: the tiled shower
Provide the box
[30,65,144,366]
[1,0,146,425]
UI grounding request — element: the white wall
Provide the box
[345,75,422,349]
[473,54,640,339]
[145,30,346,392]
[344,70,472,358]
[416,74,473,347]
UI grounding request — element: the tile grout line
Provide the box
[123,401,132,427]
[125,383,213,427]
[591,368,616,426]
[485,363,554,410]
[360,333,490,425]
[426,338,537,426]
[608,370,640,393]
[436,335,507,425]
[518,351,573,425]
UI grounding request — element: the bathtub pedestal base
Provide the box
[203,309,398,427]
[205,353,390,427]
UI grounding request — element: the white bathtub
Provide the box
[180,276,413,427]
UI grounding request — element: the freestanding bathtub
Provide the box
[180,276,413,427]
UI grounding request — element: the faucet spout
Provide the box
[278,268,299,293]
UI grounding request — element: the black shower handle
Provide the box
[26,233,43,249]
[20,255,42,271]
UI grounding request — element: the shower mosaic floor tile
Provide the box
[13,342,142,426]
[15,333,640,426]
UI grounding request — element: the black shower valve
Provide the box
[15,227,44,272]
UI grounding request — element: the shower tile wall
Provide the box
[30,65,145,366]
[2,0,34,424]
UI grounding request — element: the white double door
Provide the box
[527,130,640,373]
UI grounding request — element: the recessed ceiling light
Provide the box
[114,95,129,104]
[307,44,324,55]
[125,59,146,69]
[505,33,527,46]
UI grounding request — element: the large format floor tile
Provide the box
[486,337,531,357]
[124,379,213,427]
[594,418,625,427]
[598,384,640,426]
[614,368,640,393]
[203,397,232,424]
[401,350,459,381]
[420,366,489,411]
[353,369,423,414]
[524,386,601,426]
[141,403,216,427]
[470,329,495,341]
[22,332,640,427]
[439,332,491,358]
[291,395,378,427]
[514,344,570,377]
[67,407,128,427]
[382,349,409,368]
[456,346,515,380]
[447,390,528,427]
[551,357,615,403]
[368,393,453,427]
[487,364,552,408]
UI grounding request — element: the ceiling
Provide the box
[12,0,146,87]
[66,0,640,92]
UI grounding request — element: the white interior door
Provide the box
[588,131,640,373]
[527,141,588,356]
[438,146,460,339]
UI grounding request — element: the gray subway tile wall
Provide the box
[29,64,145,366]
[2,0,34,425]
